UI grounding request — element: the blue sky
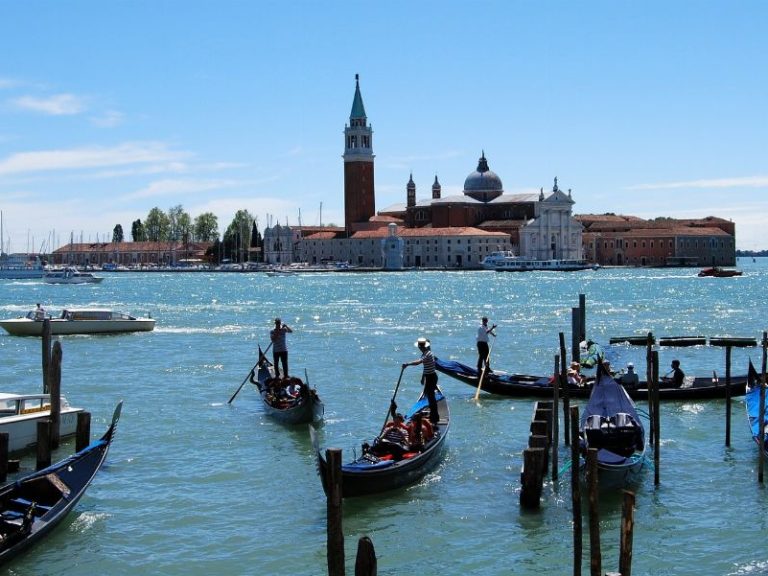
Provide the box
[1,1,766,252]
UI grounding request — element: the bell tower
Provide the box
[343,74,375,234]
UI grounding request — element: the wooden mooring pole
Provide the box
[646,333,654,446]
[552,355,560,480]
[586,448,601,576]
[49,340,62,449]
[651,350,660,486]
[560,332,570,447]
[570,405,582,576]
[760,332,768,484]
[36,420,51,470]
[326,448,345,576]
[725,345,732,447]
[619,490,636,576]
[354,536,377,576]
[41,319,52,394]
[0,432,7,483]
[76,411,92,452]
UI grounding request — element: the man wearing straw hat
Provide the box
[403,337,440,426]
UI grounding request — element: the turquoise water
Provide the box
[0,258,767,575]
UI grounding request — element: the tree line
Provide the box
[110,205,263,264]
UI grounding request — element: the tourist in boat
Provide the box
[270,317,293,379]
[374,412,411,460]
[476,316,497,374]
[403,337,440,425]
[620,362,640,389]
[567,361,585,386]
[663,359,686,388]
[33,303,46,321]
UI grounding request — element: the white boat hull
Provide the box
[0,317,155,336]
[0,408,83,452]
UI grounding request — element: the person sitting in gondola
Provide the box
[662,359,685,388]
[620,362,640,389]
[372,413,410,460]
[567,361,585,387]
[407,412,434,450]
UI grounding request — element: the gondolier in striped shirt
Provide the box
[403,337,440,426]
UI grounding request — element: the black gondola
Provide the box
[435,357,748,400]
[0,401,122,566]
[315,387,449,497]
[250,347,323,425]
[580,365,646,483]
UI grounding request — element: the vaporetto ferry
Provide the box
[482,251,598,272]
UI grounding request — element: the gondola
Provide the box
[580,365,646,483]
[745,361,768,457]
[435,357,748,401]
[0,401,122,566]
[315,387,449,497]
[249,347,323,425]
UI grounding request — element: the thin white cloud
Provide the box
[90,110,124,128]
[12,93,87,115]
[0,142,190,176]
[0,78,22,90]
[627,176,768,190]
[123,178,246,200]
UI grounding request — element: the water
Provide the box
[0,258,766,575]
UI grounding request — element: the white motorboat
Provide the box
[0,393,83,452]
[0,308,155,336]
[482,251,598,272]
[43,267,103,284]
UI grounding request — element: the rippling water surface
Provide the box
[1,259,767,575]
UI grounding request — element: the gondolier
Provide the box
[403,337,440,425]
[580,340,604,369]
[476,316,497,374]
[270,318,293,379]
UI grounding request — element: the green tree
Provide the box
[168,205,192,243]
[193,212,219,242]
[250,221,263,262]
[112,224,124,243]
[224,209,255,263]
[131,219,147,242]
[145,207,171,242]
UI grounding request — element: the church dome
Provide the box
[463,152,503,202]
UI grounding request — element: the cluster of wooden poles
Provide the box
[0,319,92,483]
[318,294,768,575]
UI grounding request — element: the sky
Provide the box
[1,1,766,253]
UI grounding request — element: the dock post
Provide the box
[76,411,92,452]
[36,419,51,470]
[572,308,581,365]
[578,293,586,343]
[587,448,601,576]
[760,332,767,484]
[646,333,654,446]
[354,536,376,576]
[619,489,636,576]
[651,350,660,486]
[570,405,582,576]
[560,332,571,447]
[520,447,545,509]
[0,432,8,483]
[49,340,62,449]
[326,448,345,576]
[725,345,732,447]
[552,356,559,480]
[42,319,52,394]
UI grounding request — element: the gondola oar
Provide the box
[380,365,406,435]
[228,342,272,404]
[474,332,496,401]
